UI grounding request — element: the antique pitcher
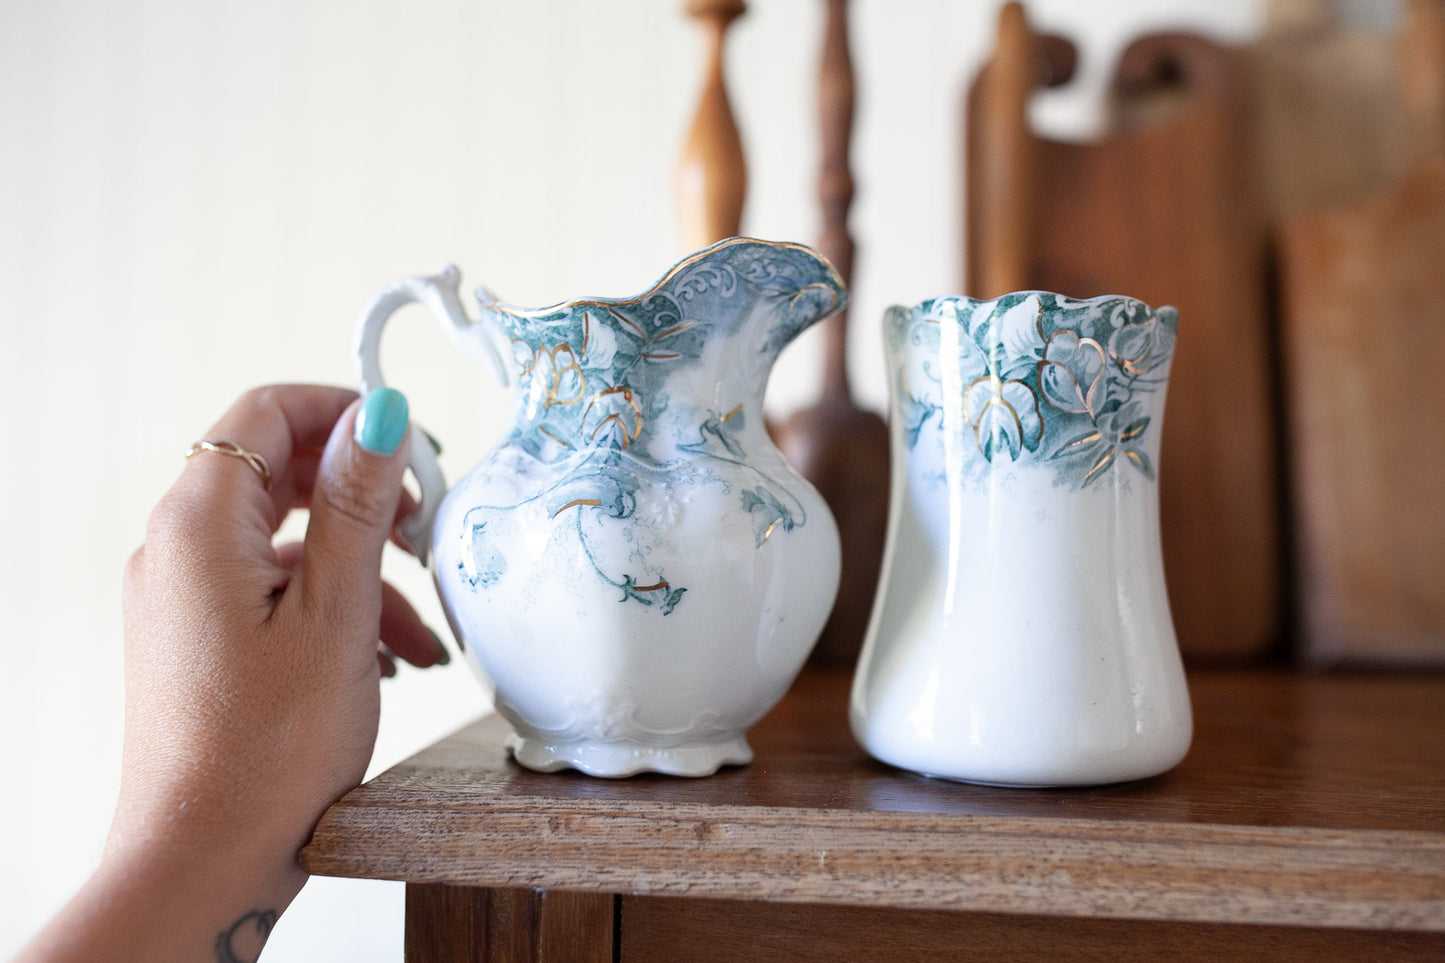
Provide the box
[851,292,1192,786]
[355,238,844,777]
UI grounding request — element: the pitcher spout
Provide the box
[729,239,847,368]
[475,237,845,364]
[471,237,847,460]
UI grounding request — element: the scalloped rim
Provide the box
[888,290,1178,327]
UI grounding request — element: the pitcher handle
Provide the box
[352,266,506,564]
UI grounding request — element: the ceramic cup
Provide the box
[850,292,1192,786]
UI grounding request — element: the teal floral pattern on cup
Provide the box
[888,292,1178,488]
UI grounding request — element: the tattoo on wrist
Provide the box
[215,909,276,963]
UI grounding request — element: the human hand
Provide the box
[20,384,449,962]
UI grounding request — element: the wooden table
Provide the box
[302,669,1445,960]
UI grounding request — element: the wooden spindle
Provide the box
[775,0,889,668]
[677,0,748,249]
[817,0,856,399]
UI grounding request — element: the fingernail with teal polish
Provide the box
[355,387,410,455]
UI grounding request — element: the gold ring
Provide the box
[185,439,274,492]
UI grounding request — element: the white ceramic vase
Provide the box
[851,292,1192,787]
[356,238,844,777]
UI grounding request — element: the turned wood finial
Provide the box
[818,0,856,399]
[677,0,748,249]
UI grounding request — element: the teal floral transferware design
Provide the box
[353,237,846,777]
[852,290,1191,787]
[887,292,1178,489]
[454,238,842,612]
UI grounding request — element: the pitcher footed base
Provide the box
[506,731,754,778]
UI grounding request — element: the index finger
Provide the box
[180,384,361,534]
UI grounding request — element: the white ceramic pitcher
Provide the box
[851,292,1192,786]
[356,238,845,777]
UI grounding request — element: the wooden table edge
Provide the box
[302,795,1445,931]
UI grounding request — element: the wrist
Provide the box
[18,827,306,962]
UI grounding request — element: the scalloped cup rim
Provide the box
[887,290,1178,315]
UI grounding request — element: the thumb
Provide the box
[293,387,412,630]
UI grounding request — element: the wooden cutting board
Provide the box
[1280,164,1445,667]
[966,5,1282,663]
[1277,0,1445,666]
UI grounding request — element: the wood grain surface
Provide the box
[304,669,1445,932]
[965,5,1283,663]
[405,885,612,963]
[620,895,1445,961]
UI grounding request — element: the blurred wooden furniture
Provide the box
[966,1,1445,668]
[303,667,1445,960]
[1276,0,1445,665]
[966,2,1282,664]
[1248,0,1428,221]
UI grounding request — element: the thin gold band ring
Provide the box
[185,439,274,492]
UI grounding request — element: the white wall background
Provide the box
[0,1,1272,958]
